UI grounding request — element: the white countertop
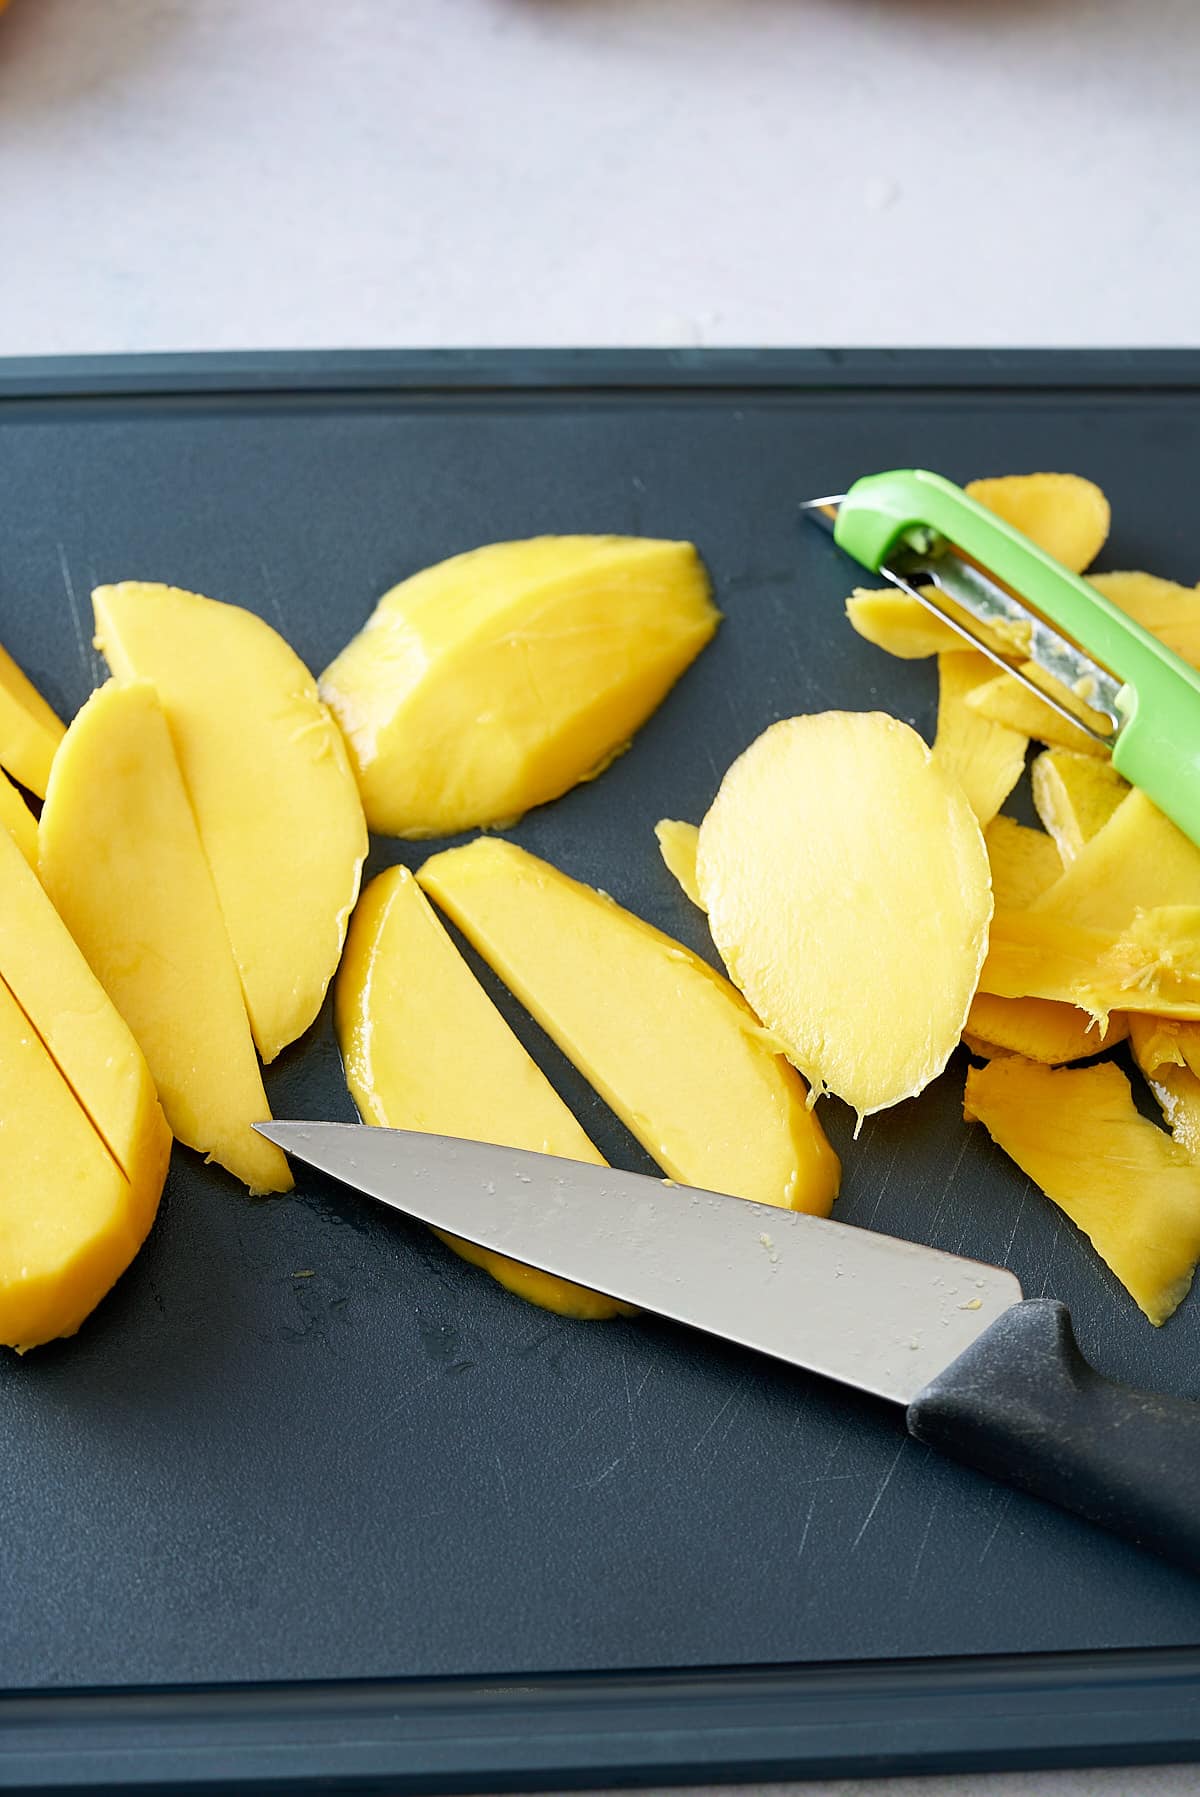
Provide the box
[3,2,1199,1793]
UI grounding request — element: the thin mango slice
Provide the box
[981,906,1200,1023]
[695,712,992,1118]
[1089,571,1200,668]
[964,992,1123,1065]
[337,865,627,1319]
[932,652,1027,827]
[963,473,1110,574]
[419,838,840,1214]
[0,766,37,869]
[39,683,292,1196]
[964,665,1108,755]
[1127,1013,1200,1081]
[93,582,367,1064]
[1033,789,1200,931]
[965,1056,1200,1324]
[320,537,719,839]
[844,587,1024,662]
[1132,1058,1200,1161]
[983,816,1062,911]
[0,640,65,799]
[1030,748,1129,865]
[654,818,703,908]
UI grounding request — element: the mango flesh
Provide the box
[1030,748,1129,865]
[1088,571,1200,667]
[965,1057,1200,1325]
[964,666,1108,756]
[695,713,992,1118]
[963,473,1110,574]
[964,992,1124,1065]
[337,864,627,1319]
[1032,789,1200,931]
[93,582,367,1064]
[981,906,1200,1024]
[983,816,1062,911]
[39,683,292,1196]
[319,537,719,839]
[0,640,65,799]
[419,838,840,1214]
[654,818,703,908]
[931,652,1027,827]
[0,766,37,869]
[1127,1013,1200,1081]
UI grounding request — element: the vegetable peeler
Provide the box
[804,469,1200,848]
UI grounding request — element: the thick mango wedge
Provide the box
[1089,571,1200,668]
[695,713,992,1118]
[419,839,839,1214]
[964,992,1124,1065]
[932,652,1027,827]
[963,473,1110,574]
[0,640,65,799]
[965,1057,1200,1325]
[0,766,36,869]
[964,666,1108,755]
[654,818,703,908]
[320,537,718,838]
[1030,748,1129,865]
[983,817,1062,911]
[93,582,367,1064]
[337,865,627,1319]
[40,683,292,1196]
[1033,789,1200,930]
[981,907,1200,1024]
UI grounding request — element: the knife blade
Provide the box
[258,1120,1200,1573]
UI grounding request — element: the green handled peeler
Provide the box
[804,468,1200,848]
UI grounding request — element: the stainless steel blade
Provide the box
[258,1122,1023,1407]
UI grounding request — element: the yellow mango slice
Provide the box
[0,822,170,1192]
[1133,1058,1200,1161]
[983,817,1062,911]
[1127,1013,1200,1081]
[1030,748,1129,865]
[93,582,367,1063]
[39,683,292,1196]
[0,766,37,869]
[965,1056,1200,1325]
[932,652,1027,826]
[654,818,703,908]
[0,640,65,799]
[981,907,1200,1023]
[337,865,627,1319]
[320,537,718,839]
[964,992,1123,1065]
[1033,789,1200,931]
[845,588,1023,662]
[419,838,839,1214]
[1089,571,1200,668]
[964,665,1108,756]
[0,978,163,1352]
[695,712,992,1118]
[964,473,1110,574]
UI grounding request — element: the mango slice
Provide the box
[419,838,839,1214]
[1089,571,1200,668]
[1127,1013,1200,1081]
[965,1057,1200,1325]
[0,766,37,869]
[964,992,1123,1065]
[0,978,163,1352]
[93,582,367,1063]
[981,906,1200,1023]
[320,537,718,840]
[983,816,1062,911]
[39,683,292,1196]
[963,473,1110,574]
[0,822,170,1192]
[694,712,992,1118]
[1030,748,1129,865]
[337,865,627,1319]
[844,588,1023,663]
[1032,789,1200,931]
[932,652,1027,827]
[654,818,703,908]
[1130,1055,1200,1162]
[964,665,1108,756]
[0,640,65,799]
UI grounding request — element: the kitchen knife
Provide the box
[257,1121,1200,1573]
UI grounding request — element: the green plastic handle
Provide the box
[834,469,1200,849]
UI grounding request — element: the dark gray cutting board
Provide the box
[3,352,1200,1697]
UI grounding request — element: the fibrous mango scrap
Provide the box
[932,652,1027,827]
[983,817,1062,912]
[965,1056,1200,1324]
[654,819,703,908]
[1089,571,1200,668]
[964,474,1110,574]
[320,537,719,840]
[1127,1012,1200,1081]
[0,766,37,869]
[336,864,628,1319]
[981,906,1200,1024]
[1030,748,1129,866]
[0,640,65,800]
[1033,789,1200,931]
[964,665,1109,756]
[419,838,840,1214]
[964,992,1124,1065]
[695,712,992,1118]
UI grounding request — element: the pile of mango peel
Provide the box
[2,475,1199,1351]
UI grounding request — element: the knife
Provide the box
[257,1121,1200,1573]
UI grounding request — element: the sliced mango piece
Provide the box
[932,652,1027,827]
[695,712,992,1117]
[0,823,170,1192]
[965,1056,1200,1325]
[419,838,839,1214]
[1033,789,1200,931]
[93,582,367,1063]
[983,816,1062,912]
[320,537,719,839]
[0,766,37,869]
[337,865,626,1319]
[39,682,292,1196]
[1127,1013,1200,1081]
[0,640,65,799]
[981,906,1200,1023]
[1030,748,1129,865]
[964,665,1108,755]
[845,587,1022,662]
[1089,571,1200,668]
[964,473,1110,574]
[1133,1059,1200,1161]
[654,818,703,908]
[965,991,1123,1065]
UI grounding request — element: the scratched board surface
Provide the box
[3,355,1200,1693]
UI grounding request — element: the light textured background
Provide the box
[3,1,1199,1791]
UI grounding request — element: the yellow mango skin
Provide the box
[932,652,1027,827]
[419,839,840,1215]
[0,822,171,1193]
[965,992,1124,1065]
[1030,748,1129,866]
[654,818,703,908]
[93,582,367,1064]
[0,640,65,799]
[696,713,992,1118]
[981,907,1200,1023]
[0,766,37,869]
[337,865,627,1319]
[964,666,1108,756]
[965,1057,1200,1325]
[983,817,1061,911]
[319,537,719,839]
[0,979,164,1352]
[1033,789,1200,931]
[964,474,1110,574]
[1089,572,1200,668]
[39,683,292,1197]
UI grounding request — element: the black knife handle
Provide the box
[907,1298,1200,1574]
